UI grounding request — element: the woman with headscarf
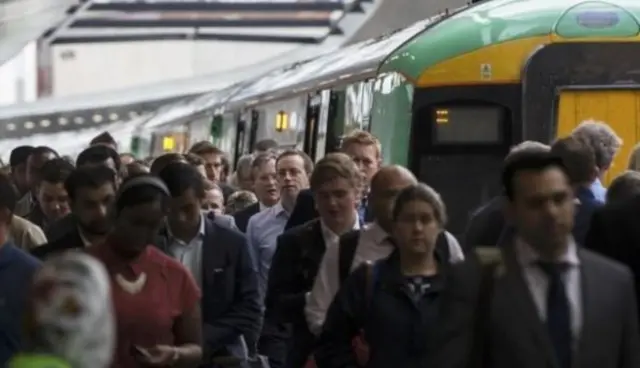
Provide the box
[9,252,114,368]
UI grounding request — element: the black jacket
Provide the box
[284,189,318,231]
[315,251,481,368]
[233,203,260,233]
[265,219,326,367]
[155,216,261,361]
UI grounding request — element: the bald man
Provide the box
[304,165,416,334]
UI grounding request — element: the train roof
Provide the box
[381,0,640,80]
[136,13,454,131]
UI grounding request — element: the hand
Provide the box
[137,345,178,366]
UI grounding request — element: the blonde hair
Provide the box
[310,152,362,191]
[341,130,382,158]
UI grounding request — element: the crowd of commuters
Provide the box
[0,122,640,368]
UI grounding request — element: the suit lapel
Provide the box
[298,220,325,280]
[501,242,559,367]
[573,250,598,367]
[201,219,227,287]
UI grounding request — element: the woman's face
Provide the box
[392,199,441,255]
[113,200,166,256]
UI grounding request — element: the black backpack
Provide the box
[337,230,452,285]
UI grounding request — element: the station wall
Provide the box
[50,40,303,97]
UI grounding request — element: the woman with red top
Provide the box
[88,174,203,367]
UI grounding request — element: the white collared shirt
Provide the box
[306,221,388,335]
[320,214,361,252]
[515,237,582,342]
[78,227,93,248]
[168,214,206,288]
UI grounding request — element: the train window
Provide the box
[432,105,504,144]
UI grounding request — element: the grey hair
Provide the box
[236,154,254,180]
[571,119,622,170]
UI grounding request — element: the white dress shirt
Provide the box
[515,237,582,343]
[306,222,388,335]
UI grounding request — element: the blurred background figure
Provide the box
[10,252,114,368]
[202,180,225,215]
[226,190,258,215]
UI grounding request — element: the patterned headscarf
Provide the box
[21,251,114,368]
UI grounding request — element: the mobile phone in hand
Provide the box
[131,346,152,360]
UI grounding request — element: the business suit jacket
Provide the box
[265,219,326,368]
[475,234,640,368]
[234,203,260,233]
[31,222,85,260]
[585,195,640,319]
[156,217,261,365]
[284,189,317,231]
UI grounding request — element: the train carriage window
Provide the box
[432,105,505,144]
[344,80,375,134]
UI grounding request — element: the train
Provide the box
[10,0,640,234]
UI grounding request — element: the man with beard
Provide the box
[31,166,117,260]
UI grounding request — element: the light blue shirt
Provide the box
[167,214,206,288]
[590,178,607,203]
[246,203,290,303]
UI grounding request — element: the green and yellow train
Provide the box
[138,0,640,234]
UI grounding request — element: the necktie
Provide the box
[538,261,572,368]
[358,196,369,223]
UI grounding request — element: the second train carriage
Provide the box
[32,0,640,235]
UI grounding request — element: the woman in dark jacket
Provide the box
[314,183,480,368]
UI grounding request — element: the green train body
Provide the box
[138,0,640,234]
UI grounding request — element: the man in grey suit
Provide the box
[475,150,640,368]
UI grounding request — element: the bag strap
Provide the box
[338,231,361,285]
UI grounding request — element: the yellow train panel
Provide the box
[417,35,640,88]
[556,90,639,185]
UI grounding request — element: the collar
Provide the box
[515,236,580,267]
[90,241,150,275]
[320,213,361,243]
[167,214,206,242]
[271,202,290,218]
[259,202,271,212]
[364,221,390,245]
[77,227,93,248]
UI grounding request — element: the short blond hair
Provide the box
[310,152,362,192]
[341,130,381,158]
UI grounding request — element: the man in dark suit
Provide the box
[265,153,363,367]
[585,194,640,321]
[234,202,260,233]
[476,150,640,368]
[32,166,117,260]
[158,162,261,366]
[234,152,280,233]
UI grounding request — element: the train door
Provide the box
[304,92,321,160]
[248,110,260,152]
[556,89,640,185]
[411,86,519,236]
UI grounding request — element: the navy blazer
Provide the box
[233,203,260,233]
[156,216,261,362]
